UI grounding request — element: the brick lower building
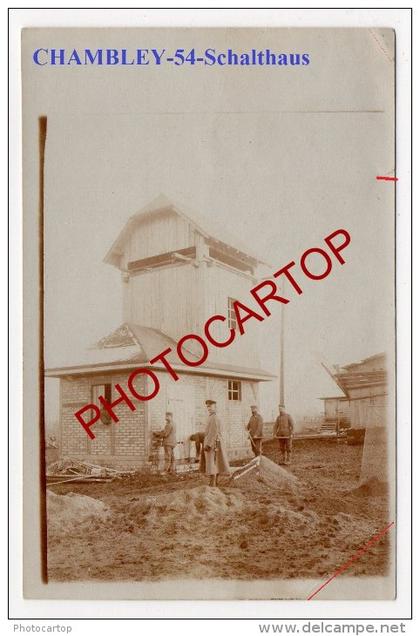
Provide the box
[47,323,274,469]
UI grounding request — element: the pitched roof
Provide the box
[342,352,386,370]
[336,370,387,392]
[319,352,387,398]
[103,194,270,269]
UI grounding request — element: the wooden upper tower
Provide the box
[104,196,266,368]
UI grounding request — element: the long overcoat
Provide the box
[199,413,230,476]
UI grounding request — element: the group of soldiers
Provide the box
[153,400,295,486]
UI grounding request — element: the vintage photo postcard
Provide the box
[22,26,396,601]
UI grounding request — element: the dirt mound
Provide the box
[127,485,248,528]
[47,490,110,533]
[46,439,391,583]
[232,456,298,493]
[266,504,319,529]
[350,477,389,498]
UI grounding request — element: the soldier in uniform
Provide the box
[273,404,294,465]
[246,404,264,456]
[155,411,177,474]
[200,399,230,486]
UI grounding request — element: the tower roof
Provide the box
[104,194,270,269]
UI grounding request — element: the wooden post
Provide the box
[39,116,48,582]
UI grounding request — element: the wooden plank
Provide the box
[128,246,196,272]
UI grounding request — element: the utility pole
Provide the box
[279,290,285,407]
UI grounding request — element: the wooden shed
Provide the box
[319,396,350,433]
[321,353,390,484]
[336,353,388,430]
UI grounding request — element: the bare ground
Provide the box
[46,438,390,582]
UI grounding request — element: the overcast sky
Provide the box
[21,27,395,423]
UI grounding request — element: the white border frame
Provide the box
[7,3,412,624]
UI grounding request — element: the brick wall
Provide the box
[60,372,147,468]
[149,371,256,460]
[203,375,257,460]
[60,377,90,456]
[60,369,260,468]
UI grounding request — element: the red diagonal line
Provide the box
[376,176,398,181]
[307,520,395,600]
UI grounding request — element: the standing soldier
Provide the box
[273,404,294,465]
[246,404,264,456]
[155,411,177,474]
[200,399,230,487]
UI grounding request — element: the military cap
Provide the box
[205,399,216,405]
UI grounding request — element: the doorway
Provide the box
[167,382,195,461]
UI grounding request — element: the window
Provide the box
[228,297,238,330]
[228,380,242,401]
[92,383,112,407]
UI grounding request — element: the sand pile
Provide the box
[47,438,391,583]
[232,456,298,493]
[127,485,248,529]
[266,504,320,530]
[47,490,110,533]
